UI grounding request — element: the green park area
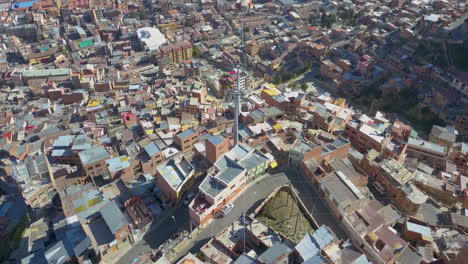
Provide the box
[257,190,315,243]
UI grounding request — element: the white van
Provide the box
[221,203,234,216]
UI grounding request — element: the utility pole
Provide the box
[189,218,193,238]
[229,66,244,146]
[293,203,300,237]
[289,191,295,219]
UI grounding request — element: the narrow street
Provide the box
[116,170,348,264]
[116,172,289,264]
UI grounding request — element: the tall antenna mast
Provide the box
[232,66,243,146]
[240,22,247,66]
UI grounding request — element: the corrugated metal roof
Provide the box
[258,241,293,264]
[99,200,128,235]
[144,142,160,157]
[23,69,71,78]
[406,222,432,237]
[295,225,335,261]
[408,138,446,154]
[207,134,224,146]
[78,146,109,166]
[176,128,197,139]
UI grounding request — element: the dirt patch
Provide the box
[257,191,315,243]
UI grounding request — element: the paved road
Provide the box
[116,173,289,264]
[117,170,348,263]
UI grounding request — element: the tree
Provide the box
[140,9,147,20]
[301,83,308,91]
[320,12,336,28]
[192,46,202,58]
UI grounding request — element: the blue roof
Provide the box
[207,134,224,146]
[51,149,73,157]
[406,222,432,237]
[177,128,197,139]
[53,135,75,148]
[462,143,468,153]
[295,225,335,261]
[144,142,160,157]
[44,240,71,264]
[71,135,93,151]
[106,156,131,173]
[54,219,91,258]
[313,225,335,248]
[99,200,128,234]
[12,0,38,9]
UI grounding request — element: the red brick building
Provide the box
[205,134,229,164]
[174,128,198,153]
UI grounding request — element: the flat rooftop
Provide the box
[106,156,131,173]
[157,157,193,190]
[216,158,245,184]
[408,138,446,155]
[380,159,414,186]
[199,176,226,198]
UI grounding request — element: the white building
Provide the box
[136,27,167,51]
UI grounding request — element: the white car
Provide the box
[221,203,234,216]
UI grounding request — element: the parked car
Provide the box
[150,250,163,262]
[221,203,234,216]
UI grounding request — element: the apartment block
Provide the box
[156,155,194,204]
[159,41,193,71]
[189,144,269,226]
[376,159,427,215]
[206,134,229,164]
[407,138,447,170]
[78,146,111,181]
[174,128,198,153]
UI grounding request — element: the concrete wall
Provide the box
[253,185,319,232]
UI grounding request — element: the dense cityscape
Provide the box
[0,0,467,263]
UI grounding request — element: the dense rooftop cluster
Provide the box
[0,0,466,264]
